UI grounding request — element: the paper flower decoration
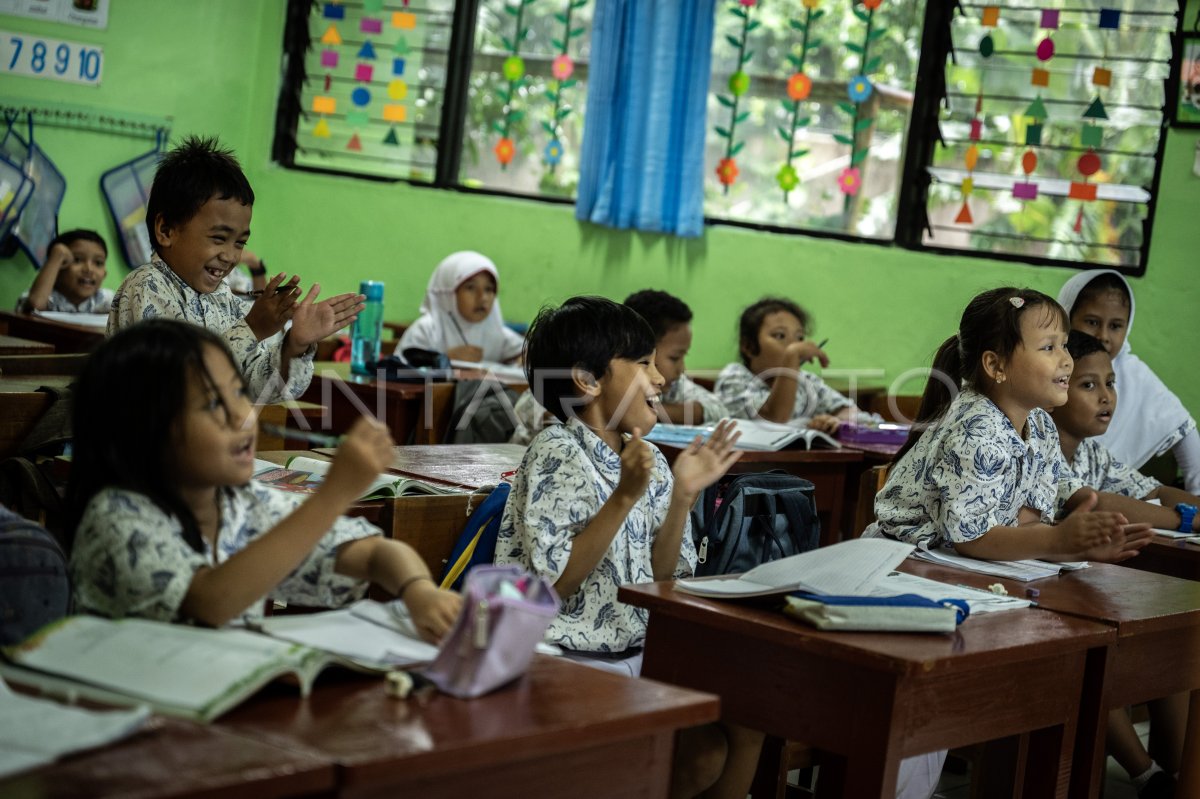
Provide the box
[837,167,861,196]
[494,137,515,166]
[716,157,740,186]
[552,55,574,81]
[544,139,563,166]
[728,71,750,96]
[776,164,800,192]
[787,73,812,101]
[740,0,757,6]
[847,75,874,102]
[502,56,525,81]
[802,0,821,6]
[862,0,883,8]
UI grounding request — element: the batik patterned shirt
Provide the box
[17,288,114,314]
[864,389,1086,549]
[108,259,313,403]
[70,482,377,622]
[1068,437,1160,499]
[715,362,851,424]
[495,417,695,653]
[664,374,729,424]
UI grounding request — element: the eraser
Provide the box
[1025,587,1040,599]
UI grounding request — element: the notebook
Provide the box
[645,419,839,452]
[910,544,1089,582]
[254,456,465,499]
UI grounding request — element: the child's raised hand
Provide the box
[321,416,395,503]
[672,419,743,498]
[1057,490,1126,555]
[244,273,301,341]
[784,340,830,369]
[808,414,841,435]
[46,242,72,272]
[404,580,463,643]
[615,428,655,502]
[287,285,366,352]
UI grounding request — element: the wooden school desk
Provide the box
[0,334,53,356]
[300,360,457,444]
[620,580,1114,799]
[0,311,105,354]
[1121,534,1200,583]
[217,655,718,799]
[898,559,1200,799]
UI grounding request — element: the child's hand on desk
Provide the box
[321,417,395,503]
[616,429,655,502]
[244,273,301,340]
[808,414,841,435]
[447,345,484,362]
[1079,522,1153,563]
[405,581,463,643]
[284,285,366,357]
[672,419,743,498]
[1058,490,1149,560]
[785,340,830,369]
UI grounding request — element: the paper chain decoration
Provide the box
[311,1,418,153]
[714,0,760,192]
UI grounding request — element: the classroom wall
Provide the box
[2,0,1197,411]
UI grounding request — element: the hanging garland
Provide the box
[542,0,587,171]
[493,0,538,169]
[714,0,759,192]
[835,0,885,205]
[776,0,824,200]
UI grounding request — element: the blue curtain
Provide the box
[575,0,716,238]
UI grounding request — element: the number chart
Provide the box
[1,30,103,86]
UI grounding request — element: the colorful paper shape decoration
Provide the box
[1081,124,1103,147]
[955,201,973,224]
[321,49,338,68]
[1040,9,1060,29]
[313,96,336,114]
[1026,124,1043,146]
[383,104,406,122]
[961,177,974,195]
[388,80,408,100]
[393,11,416,30]
[970,119,983,140]
[351,87,371,107]
[355,64,374,82]
[965,144,979,170]
[347,111,370,127]
[394,37,410,55]
[1098,9,1120,29]
[979,35,994,58]
[393,58,405,76]
[357,41,376,59]
[361,17,382,35]
[383,126,400,146]
[1069,182,1097,200]
[1022,150,1038,175]
[1074,208,1085,233]
[1084,97,1108,120]
[1036,38,1055,61]
[1078,150,1101,176]
[323,3,345,19]
[1093,67,1111,87]
[981,6,999,26]
[1025,96,1048,120]
[313,118,331,138]
[1013,182,1038,200]
[1031,68,1049,87]
[347,133,363,152]
[321,25,342,46]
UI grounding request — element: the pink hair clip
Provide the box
[1009,296,1025,308]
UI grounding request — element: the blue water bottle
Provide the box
[351,280,385,376]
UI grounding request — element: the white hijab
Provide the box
[408,251,522,363]
[1057,269,1195,468]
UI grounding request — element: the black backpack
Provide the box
[690,471,820,577]
[0,503,71,645]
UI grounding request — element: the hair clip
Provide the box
[1009,296,1025,308]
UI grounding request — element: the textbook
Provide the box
[0,615,391,724]
[255,456,465,499]
[674,538,913,598]
[645,419,839,452]
[911,544,1089,582]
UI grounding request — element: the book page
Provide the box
[256,602,437,667]
[869,572,1030,614]
[286,456,401,498]
[911,546,1066,582]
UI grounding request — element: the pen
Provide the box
[816,338,829,349]
[260,423,343,448]
[248,285,301,299]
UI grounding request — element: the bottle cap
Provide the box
[360,280,384,301]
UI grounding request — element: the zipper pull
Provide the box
[698,536,708,564]
[473,599,489,649]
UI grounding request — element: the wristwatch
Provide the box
[247,259,267,277]
[1176,503,1197,533]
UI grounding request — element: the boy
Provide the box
[624,289,728,425]
[18,229,112,314]
[108,136,362,403]
[1051,329,1193,799]
[494,296,759,799]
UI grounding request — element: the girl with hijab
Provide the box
[399,251,524,363]
[1057,269,1200,494]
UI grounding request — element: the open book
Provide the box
[33,310,109,329]
[910,544,1089,582]
[254,456,465,499]
[0,610,427,724]
[675,538,913,598]
[645,418,839,452]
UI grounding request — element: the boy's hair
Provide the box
[50,228,107,256]
[896,287,1069,462]
[525,295,656,422]
[66,319,242,555]
[738,297,810,367]
[146,135,254,256]
[1066,329,1108,362]
[1071,272,1130,314]
[623,290,693,341]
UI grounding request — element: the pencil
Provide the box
[260,424,343,448]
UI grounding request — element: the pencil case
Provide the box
[836,422,911,445]
[784,593,969,633]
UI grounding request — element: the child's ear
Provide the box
[571,366,600,398]
[981,350,1005,384]
[153,214,173,249]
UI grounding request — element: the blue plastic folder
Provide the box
[784,592,970,633]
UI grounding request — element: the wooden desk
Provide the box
[621,580,1114,799]
[0,334,53,356]
[0,311,105,354]
[898,560,1200,799]
[301,361,456,444]
[0,353,86,376]
[0,716,336,799]
[219,656,719,799]
[1121,534,1200,583]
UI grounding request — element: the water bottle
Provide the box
[351,280,385,376]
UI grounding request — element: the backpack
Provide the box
[689,471,820,577]
[439,483,512,591]
[0,503,71,645]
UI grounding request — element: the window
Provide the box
[273,0,1181,269]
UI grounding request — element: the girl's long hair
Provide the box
[66,319,240,553]
[893,287,1068,462]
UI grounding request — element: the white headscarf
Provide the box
[401,251,523,363]
[1057,269,1195,468]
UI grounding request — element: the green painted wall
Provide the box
[2,1,1196,413]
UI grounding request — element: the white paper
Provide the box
[33,310,108,329]
[869,572,1031,614]
[910,545,1083,582]
[258,601,438,667]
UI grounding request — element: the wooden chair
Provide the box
[851,464,891,538]
[752,737,819,798]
